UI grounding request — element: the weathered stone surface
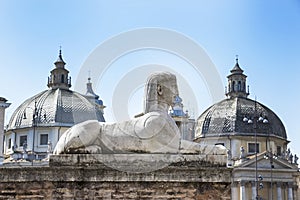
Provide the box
[0,154,231,199]
[0,176,231,200]
[50,154,227,173]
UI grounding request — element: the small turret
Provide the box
[225,56,249,98]
[47,48,71,90]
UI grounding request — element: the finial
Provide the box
[88,70,91,83]
[235,55,239,63]
[59,46,62,56]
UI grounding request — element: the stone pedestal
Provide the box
[50,153,227,173]
[0,154,231,199]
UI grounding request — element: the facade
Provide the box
[3,50,105,160]
[194,58,299,199]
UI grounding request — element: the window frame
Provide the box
[247,142,260,154]
[19,135,27,147]
[39,134,48,146]
[277,146,282,156]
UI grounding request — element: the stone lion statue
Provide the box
[53,72,226,155]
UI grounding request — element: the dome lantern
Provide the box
[47,48,71,90]
[225,56,249,98]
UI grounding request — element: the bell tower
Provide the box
[47,49,71,90]
[226,56,249,98]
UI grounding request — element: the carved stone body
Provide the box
[53,72,225,155]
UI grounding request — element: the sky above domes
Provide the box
[0,0,299,156]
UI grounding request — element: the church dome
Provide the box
[7,49,105,131]
[195,57,286,140]
[7,88,105,130]
[195,97,287,139]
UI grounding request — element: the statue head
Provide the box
[144,72,179,113]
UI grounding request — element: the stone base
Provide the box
[0,154,231,199]
[50,153,227,173]
[0,181,231,200]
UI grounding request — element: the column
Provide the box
[269,182,274,200]
[0,99,11,158]
[251,181,257,200]
[240,181,246,200]
[277,182,282,200]
[288,182,293,200]
[231,182,239,200]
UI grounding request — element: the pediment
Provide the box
[237,152,298,170]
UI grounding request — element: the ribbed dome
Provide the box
[8,88,105,130]
[195,97,287,139]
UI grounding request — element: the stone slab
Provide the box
[50,153,227,168]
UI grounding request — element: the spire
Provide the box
[230,55,243,74]
[84,74,106,113]
[54,47,66,68]
[226,56,249,98]
[87,70,91,83]
[85,76,99,100]
[47,48,71,90]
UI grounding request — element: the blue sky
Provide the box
[0,1,299,156]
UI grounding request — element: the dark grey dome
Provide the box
[8,88,105,130]
[195,97,287,139]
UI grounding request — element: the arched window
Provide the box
[238,81,241,91]
[61,74,64,83]
[232,81,235,92]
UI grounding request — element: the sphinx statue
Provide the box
[53,72,226,155]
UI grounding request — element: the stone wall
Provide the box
[0,154,231,200]
[0,181,230,200]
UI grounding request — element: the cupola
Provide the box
[225,56,249,98]
[47,49,71,90]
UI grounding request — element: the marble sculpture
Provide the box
[53,72,226,155]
